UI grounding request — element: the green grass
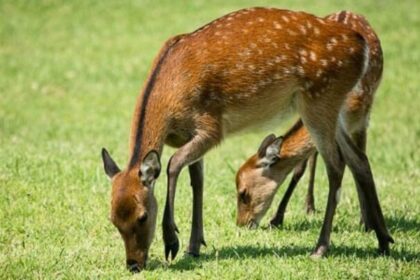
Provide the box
[1,0,419,279]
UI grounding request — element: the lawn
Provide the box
[1,0,419,279]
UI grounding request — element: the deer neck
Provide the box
[279,120,316,164]
[126,35,185,170]
[127,94,169,170]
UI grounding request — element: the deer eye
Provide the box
[137,213,148,224]
[239,190,250,204]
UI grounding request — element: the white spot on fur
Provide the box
[239,48,251,56]
[264,38,271,43]
[250,43,257,49]
[248,64,256,70]
[284,43,290,50]
[282,15,290,22]
[273,21,282,29]
[287,29,297,36]
[327,37,338,51]
[299,49,308,56]
[316,69,323,77]
[337,60,343,66]
[299,25,307,34]
[297,66,305,76]
[320,59,328,66]
[309,51,317,61]
[272,42,278,48]
[258,17,265,22]
[275,56,282,63]
[331,57,336,62]
[314,27,320,35]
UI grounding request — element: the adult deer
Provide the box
[236,11,384,231]
[101,7,393,272]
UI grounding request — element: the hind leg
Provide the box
[351,129,373,231]
[296,93,347,257]
[341,107,372,231]
[337,127,394,254]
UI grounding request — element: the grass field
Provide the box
[1,0,419,279]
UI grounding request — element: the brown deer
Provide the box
[101,7,393,272]
[236,11,384,230]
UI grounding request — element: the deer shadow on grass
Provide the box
[146,215,420,272]
[386,216,420,233]
[165,242,419,272]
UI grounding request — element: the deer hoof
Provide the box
[164,239,179,261]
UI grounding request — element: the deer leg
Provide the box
[162,118,221,261]
[306,152,318,214]
[350,129,373,231]
[296,92,347,257]
[186,159,206,257]
[270,159,307,227]
[337,127,394,254]
[162,156,181,261]
[311,148,345,257]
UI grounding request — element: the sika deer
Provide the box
[101,7,393,271]
[236,11,384,230]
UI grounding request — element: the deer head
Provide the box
[101,148,161,272]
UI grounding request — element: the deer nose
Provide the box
[126,259,141,273]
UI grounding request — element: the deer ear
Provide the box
[257,134,277,158]
[101,148,121,178]
[259,137,283,167]
[140,150,161,187]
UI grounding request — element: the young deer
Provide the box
[236,11,384,230]
[101,7,393,272]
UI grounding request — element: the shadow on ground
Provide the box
[146,243,419,272]
[387,216,420,232]
[144,214,420,272]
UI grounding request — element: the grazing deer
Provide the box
[101,7,393,272]
[236,11,384,230]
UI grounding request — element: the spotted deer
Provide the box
[101,7,393,272]
[236,11,384,231]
